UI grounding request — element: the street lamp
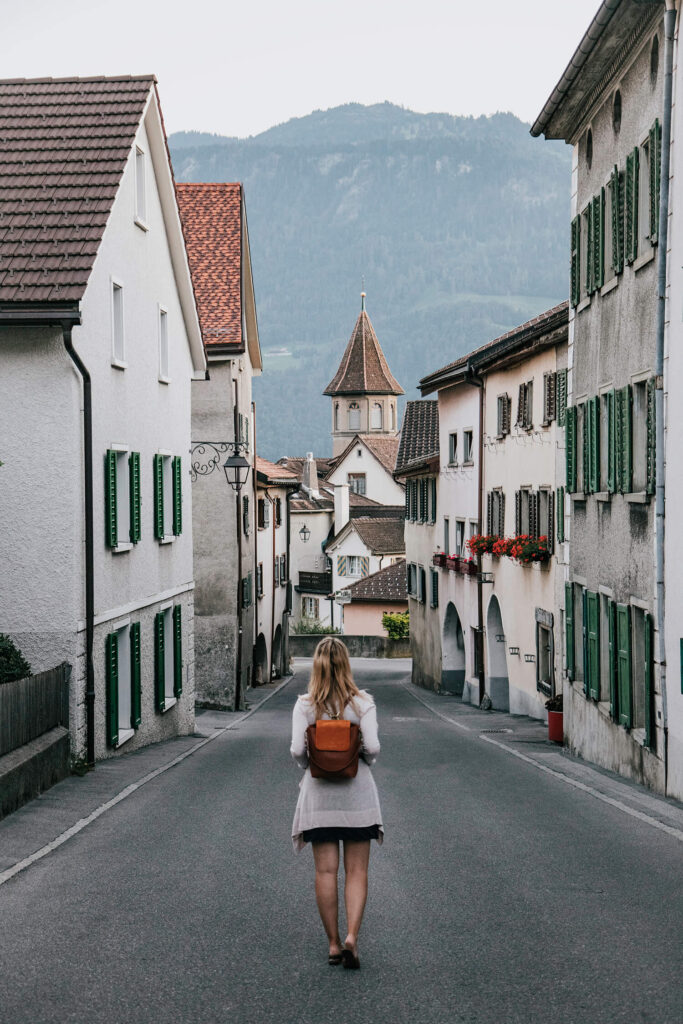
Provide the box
[299,523,311,543]
[223,448,251,491]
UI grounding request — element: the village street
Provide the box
[1,659,682,1024]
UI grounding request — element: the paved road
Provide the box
[1,660,682,1024]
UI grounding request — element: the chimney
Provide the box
[334,483,350,535]
[302,452,319,498]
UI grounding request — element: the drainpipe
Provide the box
[655,1,676,769]
[233,377,243,712]
[465,360,485,704]
[264,487,277,681]
[285,487,292,672]
[63,327,95,767]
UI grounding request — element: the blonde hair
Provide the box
[306,637,363,719]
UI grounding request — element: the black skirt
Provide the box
[302,825,380,844]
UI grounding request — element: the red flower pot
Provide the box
[547,710,563,743]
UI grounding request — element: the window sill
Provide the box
[625,491,650,504]
[532,560,551,572]
[595,491,611,503]
[571,492,586,502]
[158,375,170,386]
[159,535,176,545]
[600,277,619,297]
[112,542,133,555]
[116,727,135,748]
[462,460,474,468]
[597,701,612,721]
[631,727,647,746]
[633,248,655,274]
[576,296,591,313]
[134,217,150,233]
[161,697,177,714]
[111,358,128,371]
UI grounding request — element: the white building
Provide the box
[0,76,206,763]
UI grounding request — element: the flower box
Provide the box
[432,552,447,568]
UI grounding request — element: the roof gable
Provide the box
[395,400,439,474]
[324,305,403,396]
[328,433,401,478]
[339,559,407,602]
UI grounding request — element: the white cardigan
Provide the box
[290,691,384,852]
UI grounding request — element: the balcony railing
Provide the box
[296,571,333,594]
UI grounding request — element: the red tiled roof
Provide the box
[324,307,404,396]
[339,559,407,603]
[350,517,405,555]
[176,182,242,346]
[255,455,298,485]
[0,75,155,303]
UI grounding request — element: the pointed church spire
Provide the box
[323,302,403,397]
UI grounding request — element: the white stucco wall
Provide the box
[327,525,401,632]
[326,442,404,505]
[255,482,291,679]
[289,509,334,628]
[330,395,399,455]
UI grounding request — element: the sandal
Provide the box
[341,946,361,970]
[328,952,343,966]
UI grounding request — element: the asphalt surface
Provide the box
[1,659,682,1024]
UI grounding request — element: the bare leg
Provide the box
[312,841,342,955]
[342,840,371,955]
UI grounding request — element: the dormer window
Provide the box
[348,402,361,431]
[371,402,383,429]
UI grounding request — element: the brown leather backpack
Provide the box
[306,719,361,780]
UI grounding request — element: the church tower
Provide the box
[323,295,404,457]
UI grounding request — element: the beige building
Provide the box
[338,560,408,636]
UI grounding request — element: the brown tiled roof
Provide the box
[327,434,402,477]
[419,301,569,395]
[395,400,439,474]
[255,455,298,486]
[324,307,404,396]
[176,182,242,346]
[351,517,405,555]
[340,559,407,603]
[0,75,155,303]
[290,484,380,513]
[276,456,334,482]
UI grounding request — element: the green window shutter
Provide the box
[130,621,141,728]
[404,484,410,521]
[173,605,183,698]
[586,591,600,700]
[570,216,581,307]
[431,569,438,608]
[585,203,594,295]
[105,450,118,549]
[596,188,605,290]
[580,403,589,494]
[646,377,656,495]
[172,456,182,536]
[154,611,165,712]
[619,385,633,493]
[589,396,600,493]
[486,492,493,535]
[129,451,141,544]
[608,599,618,721]
[556,368,568,427]
[153,454,164,540]
[556,486,565,544]
[644,612,654,749]
[582,588,589,696]
[610,165,624,274]
[625,147,639,264]
[616,604,632,728]
[514,490,521,536]
[105,631,119,747]
[649,118,661,244]
[565,582,575,681]
[607,388,617,493]
[431,477,437,522]
[566,406,577,492]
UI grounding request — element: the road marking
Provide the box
[479,734,683,844]
[401,682,472,730]
[0,675,294,889]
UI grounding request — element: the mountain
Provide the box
[169,102,571,461]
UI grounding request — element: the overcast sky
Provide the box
[2,0,601,137]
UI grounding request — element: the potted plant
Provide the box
[545,692,563,743]
[467,534,496,557]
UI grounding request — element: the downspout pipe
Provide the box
[264,487,277,681]
[655,1,676,757]
[465,361,486,704]
[63,326,95,767]
[233,377,243,712]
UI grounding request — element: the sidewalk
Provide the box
[0,676,292,887]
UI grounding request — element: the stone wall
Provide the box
[289,634,411,659]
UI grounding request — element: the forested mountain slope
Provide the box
[170,103,571,460]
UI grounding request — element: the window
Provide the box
[515,488,532,536]
[443,517,450,555]
[486,489,505,537]
[391,404,396,430]
[280,554,287,585]
[448,432,458,465]
[348,402,361,431]
[105,621,141,747]
[104,448,141,550]
[275,497,282,527]
[497,394,511,437]
[371,402,383,429]
[347,473,366,496]
[638,136,652,255]
[242,496,250,535]
[632,381,649,491]
[538,488,554,547]
[455,520,465,556]
[257,497,270,529]
[135,146,147,226]
[417,566,426,604]
[430,569,439,609]
[613,89,622,134]
[111,281,125,365]
[516,381,533,430]
[469,520,478,540]
[257,563,264,598]
[158,307,169,381]
[536,617,554,696]
[347,555,367,578]
[153,454,182,541]
[585,128,593,170]
[543,372,557,424]
[407,562,417,598]
[154,605,182,712]
[302,596,319,619]
[429,477,437,523]
[334,403,340,431]
[463,430,474,463]
[651,34,659,85]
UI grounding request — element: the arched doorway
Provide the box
[272,625,282,679]
[254,633,268,686]
[486,595,509,710]
[442,602,465,695]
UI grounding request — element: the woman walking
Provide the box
[290,637,383,969]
